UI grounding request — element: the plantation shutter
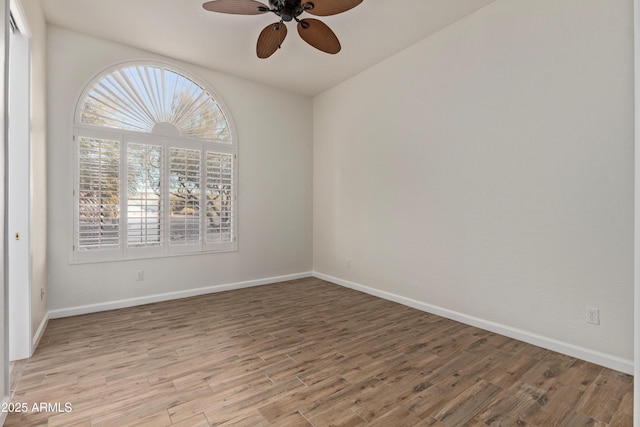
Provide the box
[205,151,234,244]
[77,136,121,252]
[127,143,163,249]
[169,146,201,249]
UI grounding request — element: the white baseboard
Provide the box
[49,272,313,319]
[313,272,634,375]
[32,313,49,351]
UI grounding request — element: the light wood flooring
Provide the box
[6,277,634,426]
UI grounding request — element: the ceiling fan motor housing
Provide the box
[269,0,310,21]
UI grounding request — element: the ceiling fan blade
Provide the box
[257,22,288,58]
[304,0,363,16]
[203,0,269,15]
[297,19,341,54]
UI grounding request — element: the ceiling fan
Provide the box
[202,0,364,58]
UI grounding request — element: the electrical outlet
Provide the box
[136,270,144,281]
[586,307,600,325]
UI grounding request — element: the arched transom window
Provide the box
[73,62,237,262]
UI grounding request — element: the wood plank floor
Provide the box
[5,278,633,426]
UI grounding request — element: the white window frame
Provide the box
[72,61,237,263]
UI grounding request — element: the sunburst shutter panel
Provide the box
[79,65,232,142]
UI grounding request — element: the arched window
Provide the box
[73,62,237,261]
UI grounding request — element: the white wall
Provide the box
[47,26,313,313]
[314,0,634,371]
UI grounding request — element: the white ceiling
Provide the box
[40,0,496,96]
